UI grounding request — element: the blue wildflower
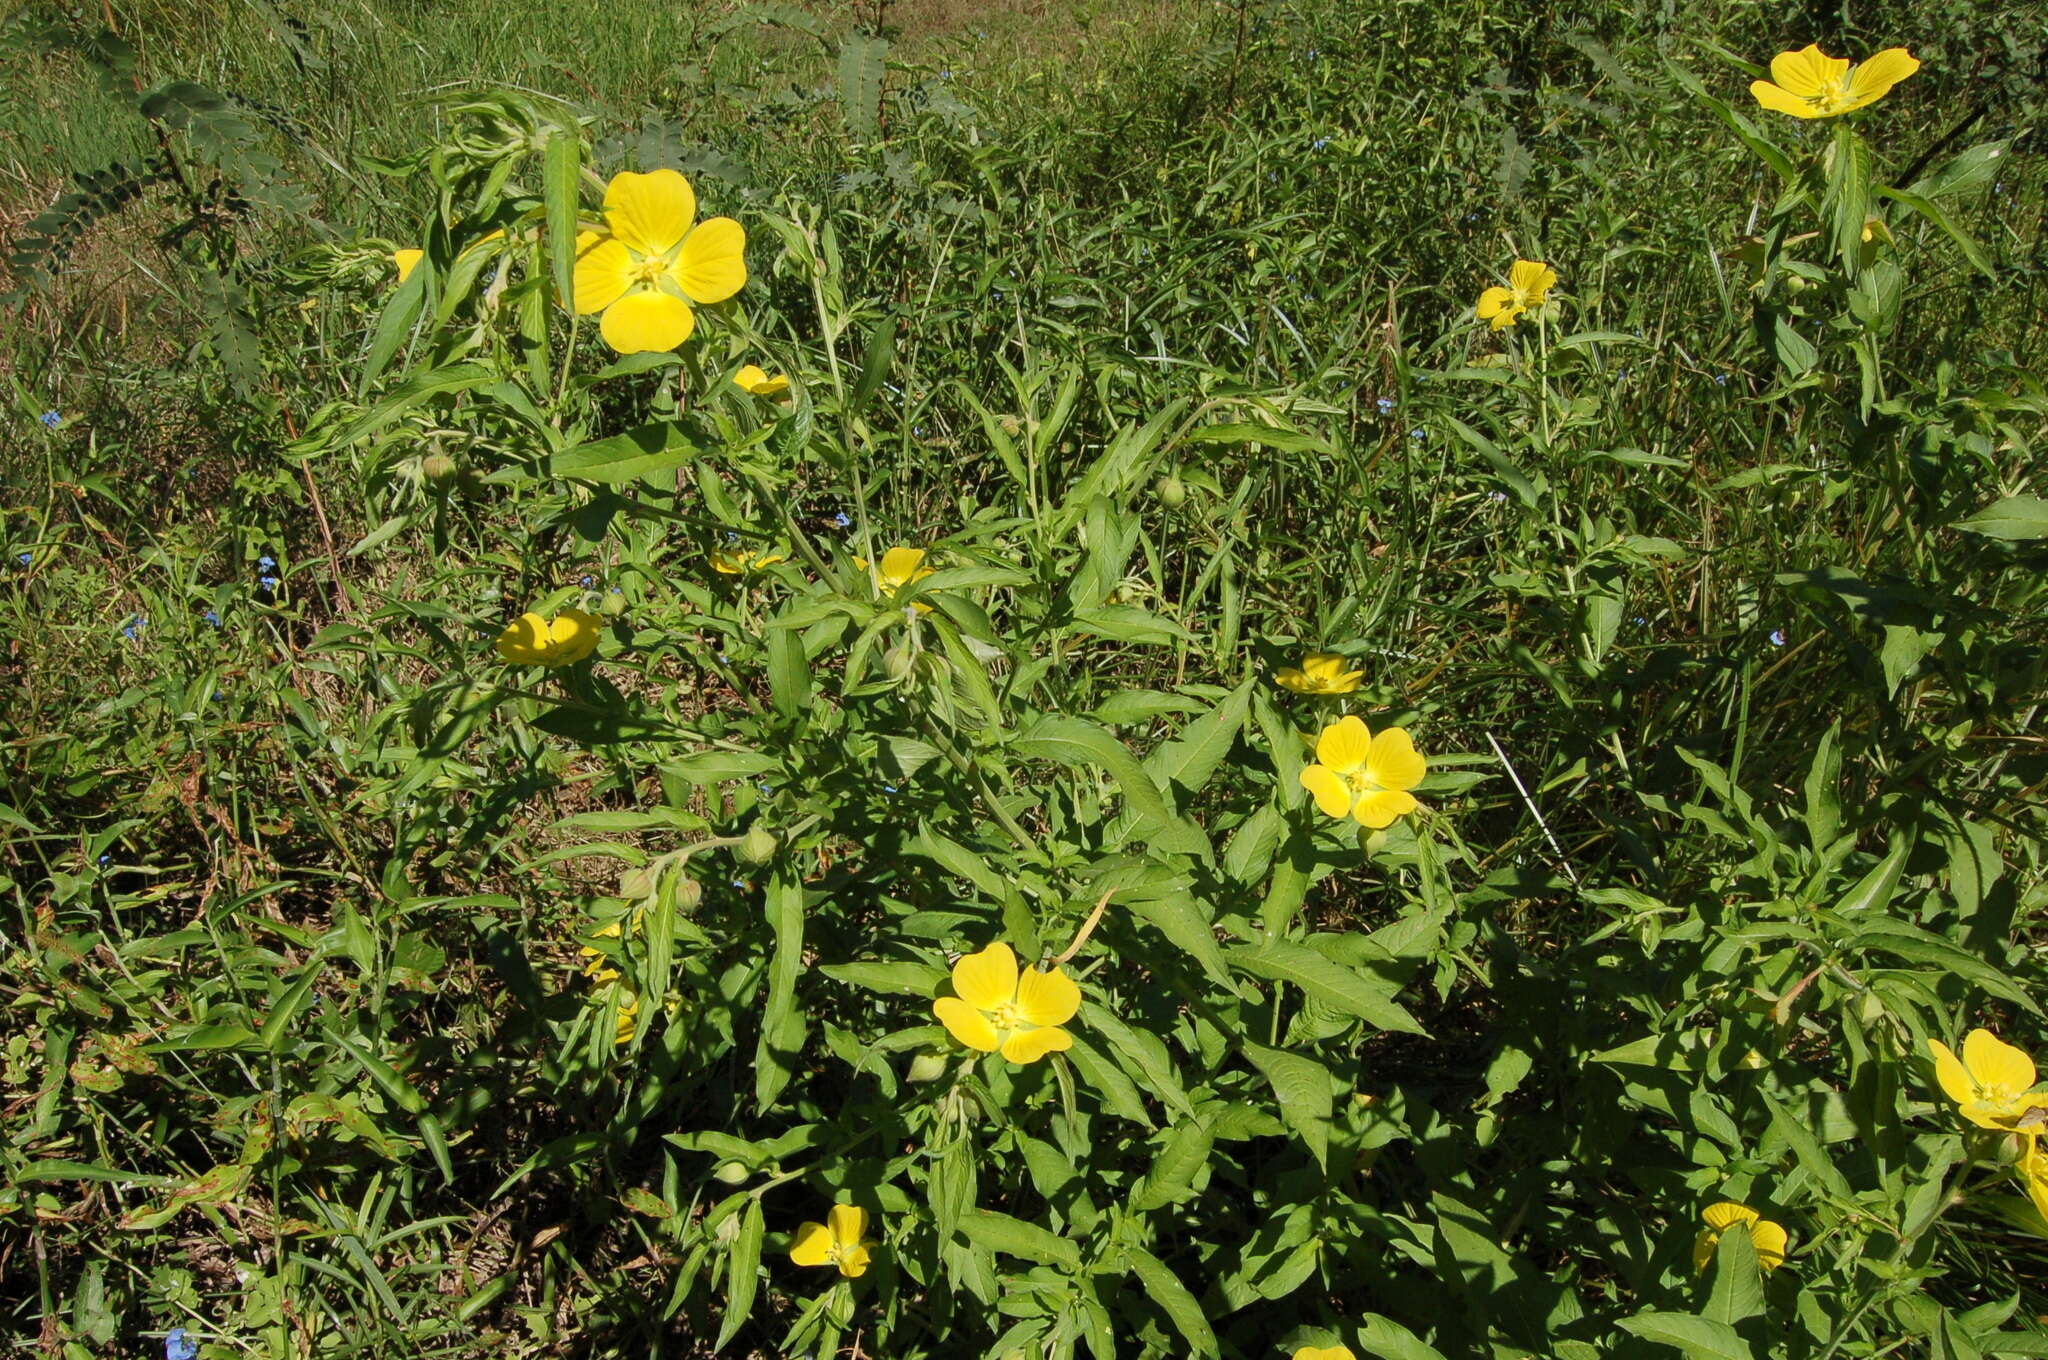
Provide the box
[203,610,221,627]
[14,552,28,566]
[1376,397,1394,414]
[258,554,276,569]
[1312,137,1329,150]
[580,574,594,588]
[41,411,61,429]
[166,1327,198,1360]
[830,512,851,529]
[259,575,279,591]
[1409,428,1425,441]
[122,615,145,639]
[1769,630,1786,647]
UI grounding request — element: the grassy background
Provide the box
[4,0,2047,1355]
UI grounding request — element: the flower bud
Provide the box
[1155,474,1187,509]
[738,826,778,864]
[619,867,655,899]
[906,1051,950,1083]
[713,1161,752,1185]
[675,877,703,910]
[421,452,459,487]
[883,644,917,682]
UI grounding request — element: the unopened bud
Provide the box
[883,644,917,682]
[713,1161,751,1185]
[1155,474,1187,508]
[421,452,459,487]
[675,877,703,910]
[906,1051,950,1083]
[738,826,778,865]
[619,867,655,899]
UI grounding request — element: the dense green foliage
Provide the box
[4,1,2047,1358]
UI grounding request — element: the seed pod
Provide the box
[619,866,656,899]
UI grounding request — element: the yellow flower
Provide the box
[1293,1349,1356,1360]
[495,608,601,666]
[1750,45,1919,119]
[1928,1029,2048,1131]
[1475,259,1557,331]
[1276,653,1364,695]
[1693,1201,1788,1272]
[789,1203,873,1278]
[854,546,937,611]
[2023,1140,2048,1222]
[1298,715,1426,829]
[733,364,791,397]
[711,546,788,575]
[932,942,1081,1065]
[580,920,627,984]
[392,248,423,283]
[572,169,747,355]
[612,987,640,1045]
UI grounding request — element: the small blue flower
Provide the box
[1769,630,1786,647]
[1376,397,1394,414]
[166,1327,198,1360]
[883,783,899,794]
[13,552,28,566]
[830,512,851,529]
[99,852,113,867]
[122,615,145,639]
[259,575,279,591]
[580,574,594,588]
[258,554,276,569]
[1715,374,1729,386]
[40,410,61,429]
[1409,428,1425,441]
[202,610,220,627]
[1311,137,1329,150]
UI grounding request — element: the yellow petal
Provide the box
[734,364,768,391]
[1352,789,1419,829]
[827,1203,867,1251]
[1750,1217,1789,1270]
[1509,258,1553,299]
[1300,764,1354,820]
[572,234,634,315]
[1315,715,1372,773]
[1847,48,1918,106]
[1364,725,1427,793]
[999,1025,1073,1064]
[1475,286,1513,319]
[878,546,929,589]
[1275,668,1312,693]
[789,1221,834,1267]
[1691,1227,1720,1274]
[1293,1347,1357,1360]
[1015,966,1081,1028]
[600,290,696,355]
[754,373,789,395]
[1770,45,1846,99]
[1928,1039,1976,1107]
[950,942,1017,1010]
[1702,1201,1758,1232]
[675,217,748,304]
[1963,1028,2036,1092]
[711,549,745,575]
[836,1242,872,1278]
[392,248,423,283]
[933,996,1000,1052]
[548,608,601,664]
[603,168,696,257]
[1750,79,1826,118]
[495,612,550,663]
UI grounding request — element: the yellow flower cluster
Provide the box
[1929,1028,2048,1218]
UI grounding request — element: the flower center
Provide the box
[630,252,671,289]
[1810,76,1855,114]
[1343,769,1383,797]
[989,1001,1025,1031]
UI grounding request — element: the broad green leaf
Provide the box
[958,1208,1080,1270]
[1229,940,1425,1034]
[1954,496,2048,542]
[553,422,700,485]
[755,872,806,1111]
[715,1199,765,1350]
[1142,676,1253,808]
[1124,1247,1218,1356]
[1244,1041,1331,1167]
[541,126,580,318]
[817,960,945,996]
[1617,1311,1755,1360]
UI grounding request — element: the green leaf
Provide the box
[1243,1041,1331,1167]
[715,1199,764,1350]
[259,958,327,1052]
[1130,1115,1214,1210]
[835,32,889,143]
[1081,1002,1197,1119]
[1061,1032,1154,1126]
[1954,496,2048,542]
[1011,715,1185,849]
[755,872,806,1111]
[958,1209,1080,1270]
[1354,1314,1452,1360]
[553,422,700,485]
[1617,1311,1755,1360]
[817,960,944,996]
[1184,421,1327,453]
[1124,1247,1219,1356]
[1835,837,1909,914]
[541,126,580,321]
[1142,677,1253,808]
[332,362,495,450]
[1230,940,1425,1034]
[1704,1225,1766,1326]
[1879,185,1994,277]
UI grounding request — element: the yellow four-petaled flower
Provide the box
[1276,653,1364,695]
[1927,1029,2048,1132]
[1476,259,1557,331]
[932,942,1081,1065]
[495,608,601,666]
[712,547,788,575]
[856,546,937,610]
[790,1202,874,1277]
[1299,715,1426,829]
[1693,1201,1788,1272]
[573,169,747,355]
[1750,45,1919,120]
